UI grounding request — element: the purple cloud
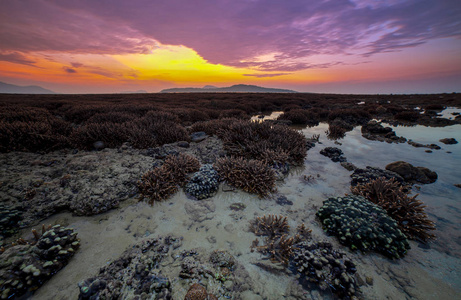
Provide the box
[1,0,459,72]
[63,67,77,73]
[0,51,36,66]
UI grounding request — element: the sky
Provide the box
[0,0,460,94]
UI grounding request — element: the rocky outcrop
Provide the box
[385,161,437,184]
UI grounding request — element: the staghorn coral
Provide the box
[325,124,347,140]
[138,167,179,204]
[351,177,436,242]
[214,156,276,197]
[251,214,290,238]
[255,234,296,265]
[163,153,200,184]
[218,120,307,165]
[317,195,410,259]
[138,154,200,204]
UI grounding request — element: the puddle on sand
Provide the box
[19,122,461,299]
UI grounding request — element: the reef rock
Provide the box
[439,138,458,145]
[316,195,410,259]
[292,241,359,299]
[385,161,437,184]
[0,225,80,299]
[0,204,22,240]
[350,166,404,186]
[361,121,406,143]
[185,165,220,200]
[78,236,182,300]
[320,147,346,162]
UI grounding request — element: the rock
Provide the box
[385,161,437,184]
[93,141,105,150]
[454,184,461,189]
[275,195,293,206]
[229,203,246,211]
[407,140,441,150]
[320,147,346,162]
[190,131,207,143]
[341,162,357,171]
[177,141,190,148]
[361,121,406,143]
[439,138,458,144]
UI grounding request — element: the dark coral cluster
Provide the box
[351,177,436,242]
[218,120,307,165]
[317,195,410,259]
[185,164,220,200]
[138,153,200,203]
[78,235,182,300]
[325,124,347,140]
[0,225,80,299]
[214,156,276,198]
[350,166,405,186]
[292,241,359,300]
[320,147,347,163]
[0,203,22,240]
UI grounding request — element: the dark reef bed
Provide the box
[1,93,460,299]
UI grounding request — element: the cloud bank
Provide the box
[1,0,460,72]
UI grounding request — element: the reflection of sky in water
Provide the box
[250,111,284,122]
[436,107,461,120]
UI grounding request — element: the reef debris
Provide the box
[316,195,410,259]
[350,166,405,186]
[320,147,347,163]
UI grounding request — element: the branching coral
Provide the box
[162,153,200,184]
[214,156,276,197]
[256,234,296,265]
[138,167,179,204]
[218,120,307,165]
[325,125,346,140]
[138,154,200,204]
[351,177,436,242]
[251,214,290,238]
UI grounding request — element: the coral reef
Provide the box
[214,157,276,198]
[325,124,347,140]
[210,250,236,269]
[250,215,295,265]
[0,225,79,299]
[320,147,347,162]
[138,167,179,204]
[162,153,201,184]
[361,121,406,143]
[350,166,405,186]
[184,283,208,300]
[292,241,359,299]
[139,153,200,203]
[78,236,180,300]
[218,120,307,165]
[351,177,436,242]
[0,204,22,240]
[385,161,437,184]
[251,214,290,238]
[316,195,410,259]
[185,165,220,200]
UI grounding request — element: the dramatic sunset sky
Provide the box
[1,0,460,94]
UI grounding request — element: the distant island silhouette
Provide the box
[0,81,56,94]
[160,84,298,93]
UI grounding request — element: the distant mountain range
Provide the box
[161,84,298,93]
[0,81,56,94]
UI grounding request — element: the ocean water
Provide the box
[20,121,461,299]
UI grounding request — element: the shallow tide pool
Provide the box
[15,122,461,299]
